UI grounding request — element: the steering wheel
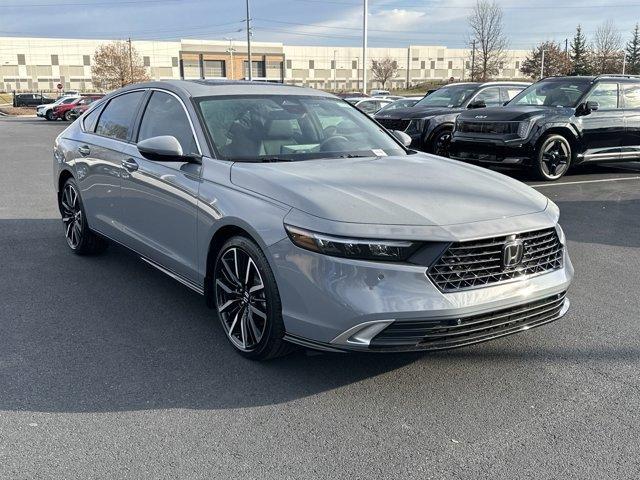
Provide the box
[319,135,349,152]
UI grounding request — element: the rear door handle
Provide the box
[121,158,139,172]
[77,145,90,156]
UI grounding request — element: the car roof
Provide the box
[540,75,640,83]
[118,79,336,99]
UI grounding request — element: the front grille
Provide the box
[457,120,519,135]
[428,228,563,292]
[377,118,411,131]
[370,292,567,349]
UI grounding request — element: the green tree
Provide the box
[570,25,592,75]
[521,41,571,79]
[626,23,640,74]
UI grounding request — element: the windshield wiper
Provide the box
[259,157,295,163]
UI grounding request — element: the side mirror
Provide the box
[467,100,486,109]
[576,101,599,116]
[586,101,599,112]
[137,135,200,163]
[392,130,412,147]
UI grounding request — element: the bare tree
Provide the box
[467,0,507,80]
[592,20,623,74]
[91,40,150,91]
[370,57,398,89]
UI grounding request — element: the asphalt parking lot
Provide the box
[1,116,639,479]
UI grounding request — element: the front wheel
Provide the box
[213,236,292,360]
[535,134,572,181]
[45,110,55,121]
[431,128,452,158]
[63,111,72,121]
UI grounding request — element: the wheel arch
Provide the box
[534,126,579,159]
[426,122,454,151]
[56,169,75,212]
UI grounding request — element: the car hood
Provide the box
[230,154,548,226]
[458,105,573,122]
[375,106,459,120]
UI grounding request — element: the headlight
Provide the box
[517,115,543,138]
[406,118,427,133]
[285,225,420,261]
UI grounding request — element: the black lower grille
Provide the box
[377,118,411,131]
[457,120,519,135]
[428,228,563,292]
[370,292,567,350]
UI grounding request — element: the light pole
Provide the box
[225,37,236,79]
[362,0,368,94]
[333,49,337,91]
[540,49,547,79]
[622,52,627,74]
[245,0,252,81]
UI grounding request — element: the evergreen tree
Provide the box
[570,25,591,75]
[626,24,640,74]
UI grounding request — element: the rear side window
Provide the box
[137,91,198,155]
[82,105,102,132]
[623,84,640,109]
[95,91,145,141]
[504,87,524,101]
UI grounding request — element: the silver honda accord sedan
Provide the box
[53,80,573,360]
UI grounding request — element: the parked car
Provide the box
[67,101,95,121]
[13,93,54,107]
[37,95,80,120]
[52,95,103,121]
[375,81,529,157]
[53,80,572,360]
[449,75,640,180]
[370,89,390,96]
[335,92,368,99]
[345,97,394,115]
[375,96,424,113]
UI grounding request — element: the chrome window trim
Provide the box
[82,88,148,144]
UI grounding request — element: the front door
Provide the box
[622,83,640,159]
[118,90,201,283]
[578,82,624,161]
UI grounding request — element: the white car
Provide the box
[344,97,394,115]
[36,95,79,120]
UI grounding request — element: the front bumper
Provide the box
[449,135,535,166]
[270,231,573,353]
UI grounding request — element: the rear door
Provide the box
[621,82,640,159]
[73,90,146,242]
[118,89,202,282]
[579,82,623,161]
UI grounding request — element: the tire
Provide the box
[212,236,293,360]
[45,110,55,121]
[535,134,572,181]
[63,110,72,121]
[431,128,452,158]
[59,178,108,255]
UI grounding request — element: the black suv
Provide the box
[449,75,640,180]
[374,81,529,156]
[13,93,54,107]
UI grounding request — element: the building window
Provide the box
[143,56,150,67]
[515,61,520,69]
[309,60,314,69]
[330,60,335,70]
[499,61,504,69]
[448,60,453,69]
[203,59,226,78]
[430,60,436,69]
[17,54,25,65]
[352,60,357,69]
[466,61,471,69]
[244,60,266,78]
[83,55,90,66]
[51,55,59,66]
[183,58,200,78]
[420,61,425,69]
[286,59,292,69]
[172,57,179,67]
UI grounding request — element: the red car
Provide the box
[53,95,103,121]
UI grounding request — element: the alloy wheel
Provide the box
[60,183,83,249]
[540,138,570,179]
[434,130,452,157]
[215,247,268,351]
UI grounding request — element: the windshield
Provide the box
[414,84,479,108]
[377,99,420,112]
[509,80,592,107]
[197,95,406,162]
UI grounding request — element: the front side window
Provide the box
[473,87,501,106]
[95,91,144,141]
[510,80,592,107]
[197,95,405,161]
[623,84,640,109]
[414,84,480,108]
[585,83,619,109]
[138,91,198,155]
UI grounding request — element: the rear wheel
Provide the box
[213,236,292,360]
[63,110,72,121]
[45,110,55,121]
[535,134,571,181]
[431,128,452,158]
[59,178,108,255]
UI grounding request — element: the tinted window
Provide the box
[474,87,501,106]
[586,83,619,109]
[61,97,77,105]
[415,84,479,108]
[95,91,144,141]
[511,80,591,107]
[504,87,524,100]
[138,91,198,155]
[83,105,102,132]
[623,84,640,109]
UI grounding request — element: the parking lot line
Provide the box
[530,176,640,188]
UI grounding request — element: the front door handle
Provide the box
[77,145,90,156]
[121,158,139,172]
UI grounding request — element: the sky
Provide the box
[0,0,639,51]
